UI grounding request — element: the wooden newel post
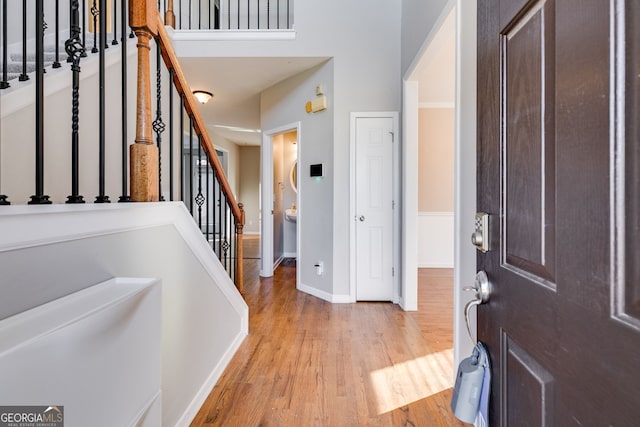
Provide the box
[129,0,159,201]
[236,203,245,295]
[165,0,175,28]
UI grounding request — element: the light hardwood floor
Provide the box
[191,256,469,426]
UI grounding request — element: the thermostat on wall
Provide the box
[310,164,323,177]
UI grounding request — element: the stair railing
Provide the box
[161,0,293,30]
[130,0,245,292]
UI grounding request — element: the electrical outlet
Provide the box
[314,261,324,276]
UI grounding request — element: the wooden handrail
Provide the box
[129,1,244,293]
[154,13,243,221]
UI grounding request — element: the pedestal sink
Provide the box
[285,208,297,222]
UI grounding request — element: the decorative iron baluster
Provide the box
[267,0,270,30]
[95,0,110,203]
[277,0,279,29]
[236,0,239,29]
[179,0,182,29]
[209,0,211,29]
[91,0,98,53]
[198,0,201,29]
[196,136,204,230]
[257,0,259,29]
[29,0,50,204]
[53,0,61,68]
[119,0,130,202]
[42,18,48,74]
[111,0,118,45]
[205,152,210,243]
[1,0,9,89]
[169,69,175,200]
[153,40,166,200]
[222,194,230,270]
[189,115,194,214]
[227,0,230,29]
[65,0,86,203]
[82,0,87,53]
[287,0,289,28]
[19,0,28,81]
[217,166,222,257]
[188,0,192,29]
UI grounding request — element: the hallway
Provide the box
[191,253,467,426]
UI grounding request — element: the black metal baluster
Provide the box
[287,0,289,28]
[208,0,211,29]
[246,0,249,28]
[196,136,203,230]
[169,69,174,201]
[236,0,239,29]
[205,155,210,244]
[153,40,166,200]
[217,168,222,257]
[29,0,50,204]
[66,0,86,203]
[180,93,185,201]
[227,0,230,29]
[19,0,28,81]
[179,0,182,28]
[1,0,9,89]
[189,116,194,214]
[91,0,98,53]
[111,0,118,45]
[257,0,259,29]
[95,0,110,203]
[119,0,130,202]
[198,0,201,29]
[266,0,269,30]
[277,0,279,29]
[53,0,61,68]
[223,194,229,270]
[82,0,87,52]
[188,0,191,29]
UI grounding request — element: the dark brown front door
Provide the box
[477,0,640,425]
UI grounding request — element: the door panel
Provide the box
[356,117,393,301]
[478,0,640,424]
[503,0,556,284]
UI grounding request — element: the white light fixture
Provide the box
[193,90,213,104]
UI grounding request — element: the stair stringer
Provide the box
[0,202,248,427]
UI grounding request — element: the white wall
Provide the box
[173,0,401,300]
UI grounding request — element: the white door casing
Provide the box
[351,114,397,301]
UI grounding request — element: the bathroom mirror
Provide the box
[290,161,297,193]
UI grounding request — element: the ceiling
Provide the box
[179,57,328,145]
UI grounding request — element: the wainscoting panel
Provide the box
[418,212,454,268]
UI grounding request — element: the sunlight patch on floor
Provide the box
[370,348,455,415]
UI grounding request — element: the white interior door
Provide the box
[355,116,394,301]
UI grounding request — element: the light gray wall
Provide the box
[262,62,333,293]
[238,146,261,234]
[175,0,402,298]
[401,0,453,76]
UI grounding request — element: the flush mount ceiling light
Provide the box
[193,90,213,104]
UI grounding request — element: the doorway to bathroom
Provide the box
[261,122,301,282]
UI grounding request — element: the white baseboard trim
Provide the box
[243,231,261,236]
[283,252,297,258]
[297,282,353,304]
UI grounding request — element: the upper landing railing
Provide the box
[162,0,293,30]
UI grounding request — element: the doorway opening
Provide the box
[261,122,301,284]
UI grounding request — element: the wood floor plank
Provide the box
[190,260,470,426]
